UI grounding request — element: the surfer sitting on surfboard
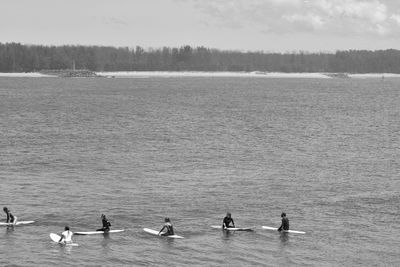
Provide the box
[97,214,111,232]
[278,212,289,232]
[222,212,235,229]
[3,207,17,224]
[59,225,73,244]
[158,217,174,236]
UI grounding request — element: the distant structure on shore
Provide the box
[324,73,349,78]
[39,60,100,77]
[39,69,99,77]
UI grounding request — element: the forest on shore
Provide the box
[1,42,399,73]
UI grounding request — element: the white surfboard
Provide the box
[0,221,35,226]
[74,229,125,235]
[211,225,253,231]
[143,228,184,239]
[50,233,79,246]
[262,226,306,234]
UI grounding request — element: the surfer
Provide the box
[97,214,111,232]
[222,212,235,229]
[278,212,289,232]
[158,217,174,236]
[3,207,17,224]
[59,225,73,244]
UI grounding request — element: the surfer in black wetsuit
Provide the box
[159,217,174,236]
[97,214,111,232]
[222,212,235,229]
[278,212,289,232]
[3,207,17,224]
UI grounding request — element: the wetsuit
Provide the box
[278,217,289,231]
[97,218,111,232]
[6,212,15,223]
[160,222,174,236]
[222,216,235,228]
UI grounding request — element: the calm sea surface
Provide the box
[0,76,399,266]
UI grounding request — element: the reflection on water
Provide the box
[222,229,234,240]
[49,243,75,255]
[5,226,15,234]
[62,244,73,255]
[279,232,289,244]
[101,233,111,249]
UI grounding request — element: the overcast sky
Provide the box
[1,0,400,52]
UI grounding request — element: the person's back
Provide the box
[102,215,111,230]
[97,214,111,232]
[278,213,289,231]
[159,217,174,236]
[62,230,73,243]
[60,226,73,243]
[164,222,174,235]
[281,217,289,230]
[222,212,235,228]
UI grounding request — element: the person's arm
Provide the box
[12,215,17,225]
[222,218,226,229]
[231,219,235,228]
[158,225,166,235]
[278,219,283,231]
[59,233,64,242]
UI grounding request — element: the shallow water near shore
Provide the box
[1,76,399,266]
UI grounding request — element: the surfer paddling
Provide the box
[278,212,289,232]
[158,217,174,236]
[222,212,235,229]
[97,214,111,232]
[3,207,17,224]
[59,225,74,244]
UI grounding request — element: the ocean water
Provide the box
[0,76,399,266]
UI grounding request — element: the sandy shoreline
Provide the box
[96,71,331,78]
[0,72,55,77]
[0,71,399,78]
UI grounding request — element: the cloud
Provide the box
[391,14,400,25]
[314,0,387,23]
[283,14,325,30]
[189,0,400,36]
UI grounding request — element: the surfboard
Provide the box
[143,228,184,239]
[74,229,124,235]
[262,226,306,234]
[0,221,35,226]
[211,225,253,231]
[50,233,79,246]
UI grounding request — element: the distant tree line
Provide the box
[0,42,400,73]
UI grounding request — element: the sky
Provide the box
[1,0,400,52]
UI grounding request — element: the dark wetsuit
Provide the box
[6,212,15,223]
[222,216,235,228]
[97,218,111,232]
[160,222,174,236]
[278,217,289,231]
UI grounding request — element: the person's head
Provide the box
[281,212,286,218]
[64,225,70,231]
[3,207,9,213]
[101,214,106,219]
[164,217,170,222]
[226,212,231,218]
